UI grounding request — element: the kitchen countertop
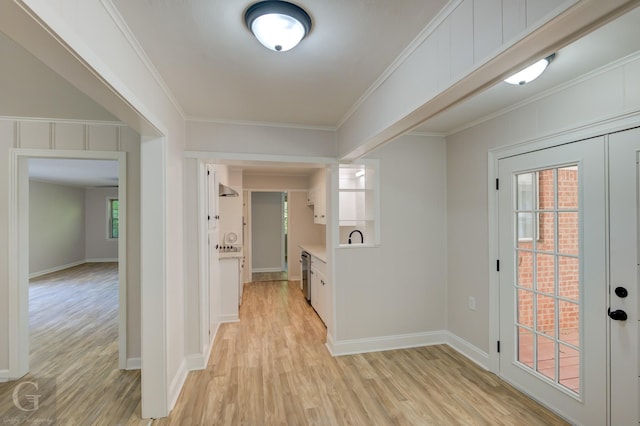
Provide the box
[219,249,243,260]
[300,244,326,263]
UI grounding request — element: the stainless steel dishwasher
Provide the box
[300,251,311,302]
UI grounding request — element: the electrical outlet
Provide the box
[468,296,476,311]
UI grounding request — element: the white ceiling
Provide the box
[3,2,640,183]
[29,159,119,188]
[111,0,449,127]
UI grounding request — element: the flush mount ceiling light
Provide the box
[504,53,556,86]
[244,1,312,52]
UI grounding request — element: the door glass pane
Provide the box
[518,327,534,369]
[514,165,581,396]
[559,300,580,347]
[558,256,579,302]
[517,289,534,327]
[558,212,579,255]
[517,251,533,288]
[536,253,555,294]
[537,335,556,381]
[537,294,556,337]
[559,344,580,393]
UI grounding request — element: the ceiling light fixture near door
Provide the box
[244,1,312,52]
[504,53,556,85]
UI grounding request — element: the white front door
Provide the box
[499,137,608,424]
[608,128,640,425]
[498,130,640,424]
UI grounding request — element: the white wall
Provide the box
[331,134,447,351]
[29,180,86,275]
[186,120,337,158]
[446,53,640,353]
[85,187,119,261]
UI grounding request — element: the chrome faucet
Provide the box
[348,229,364,244]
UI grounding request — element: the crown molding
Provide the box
[186,116,337,132]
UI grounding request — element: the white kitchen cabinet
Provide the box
[219,257,240,322]
[310,257,329,326]
[310,168,326,225]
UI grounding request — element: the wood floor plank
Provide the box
[2,267,570,424]
[0,263,142,425]
[160,280,569,425]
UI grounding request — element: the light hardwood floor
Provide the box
[0,263,143,425]
[1,267,569,425]
[157,279,569,425]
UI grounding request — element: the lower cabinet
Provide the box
[220,257,240,322]
[310,257,329,326]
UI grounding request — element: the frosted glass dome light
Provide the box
[505,54,556,86]
[245,1,312,52]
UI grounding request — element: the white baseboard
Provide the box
[29,260,85,279]
[327,330,448,356]
[185,354,205,371]
[186,322,221,371]
[0,369,8,382]
[326,331,490,371]
[125,357,141,370]
[218,314,239,323]
[445,332,490,370]
[85,258,118,263]
[252,267,284,273]
[168,359,188,411]
[29,258,119,278]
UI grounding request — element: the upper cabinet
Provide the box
[309,169,326,225]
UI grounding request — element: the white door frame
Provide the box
[488,114,640,420]
[8,148,128,378]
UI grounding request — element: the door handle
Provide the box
[608,308,628,321]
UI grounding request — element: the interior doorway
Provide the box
[250,191,288,281]
[8,150,128,379]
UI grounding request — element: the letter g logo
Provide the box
[12,381,40,412]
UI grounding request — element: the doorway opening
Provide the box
[8,151,128,381]
[250,191,288,282]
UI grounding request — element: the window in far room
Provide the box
[108,198,119,239]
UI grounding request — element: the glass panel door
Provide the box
[498,137,607,425]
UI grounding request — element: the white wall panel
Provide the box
[0,120,14,369]
[434,20,452,90]
[19,121,49,149]
[624,58,640,110]
[89,124,119,151]
[502,0,527,42]
[526,0,564,27]
[474,0,503,63]
[54,122,86,150]
[537,68,624,134]
[450,0,475,80]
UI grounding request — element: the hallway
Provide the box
[158,279,568,425]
